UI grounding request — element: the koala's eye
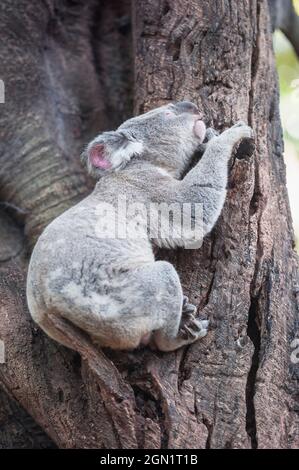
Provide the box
[164,110,176,119]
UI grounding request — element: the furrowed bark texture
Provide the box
[0,0,298,448]
[0,388,56,449]
[132,0,299,448]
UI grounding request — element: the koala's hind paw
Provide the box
[179,317,209,341]
[182,295,197,319]
[181,297,209,341]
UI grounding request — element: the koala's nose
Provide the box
[174,101,200,115]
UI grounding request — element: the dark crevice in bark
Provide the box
[177,346,192,390]
[245,296,261,449]
[201,270,216,311]
[193,391,212,448]
[195,234,218,312]
[249,185,263,217]
[131,383,168,449]
[0,202,28,216]
[92,0,134,129]
[202,415,213,449]
[248,1,260,128]
[101,396,122,449]
[0,387,57,449]
[90,2,104,71]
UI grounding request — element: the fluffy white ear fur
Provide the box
[85,133,143,174]
[110,140,144,170]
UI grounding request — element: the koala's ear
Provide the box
[83,131,143,175]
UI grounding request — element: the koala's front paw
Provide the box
[227,122,255,159]
[196,128,220,156]
[224,122,254,144]
[231,120,247,128]
[205,127,219,141]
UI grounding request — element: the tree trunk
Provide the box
[0,0,298,449]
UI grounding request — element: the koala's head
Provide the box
[83,101,206,177]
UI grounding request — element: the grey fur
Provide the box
[27,102,253,352]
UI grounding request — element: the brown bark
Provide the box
[0,0,298,449]
[0,388,56,449]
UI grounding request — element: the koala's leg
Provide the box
[40,260,208,352]
[127,261,209,352]
[38,312,99,353]
[105,260,208,351]
[127,261,208,351]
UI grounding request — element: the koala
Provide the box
[26,101,253,352]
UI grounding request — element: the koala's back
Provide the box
[27,190,155,329]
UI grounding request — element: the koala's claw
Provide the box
[232,120,247,128]
[179,316,209,341]
[198,319,209,330]
[180,324,198,340]
[231,121,254,139]
[182,296,197,318]
[223,123,254,145]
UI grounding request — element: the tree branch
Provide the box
[268,0,299,56]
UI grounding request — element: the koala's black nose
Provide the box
[174,101,200,115]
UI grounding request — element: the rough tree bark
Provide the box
[0,0,298,449]
[0,387,56,449]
